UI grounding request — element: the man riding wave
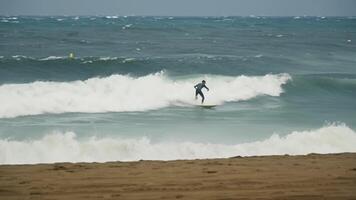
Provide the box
[194,80,209,104]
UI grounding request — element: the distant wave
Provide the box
[0,72,290,118]
[1,54,254,62]
[0,123,355,164]
[39,56,66,61]
[3,55,121,62]
[1,55,139,65]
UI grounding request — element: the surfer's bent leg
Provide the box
[195,90,199,99]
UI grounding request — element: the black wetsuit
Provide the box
[194,83,209,103]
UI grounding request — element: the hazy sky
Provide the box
[1,0,356,16]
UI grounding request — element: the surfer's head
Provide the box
[202,80,206,84]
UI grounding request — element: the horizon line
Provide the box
[1,15,356,17]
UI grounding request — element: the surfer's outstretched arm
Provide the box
[204,85,209,91]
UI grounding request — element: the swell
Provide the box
[0,55,289,84]
[0,56,151,84]
[284,73,356,97]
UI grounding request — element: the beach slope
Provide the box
[1,153,355,199]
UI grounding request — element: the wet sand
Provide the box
[0,153,355,200]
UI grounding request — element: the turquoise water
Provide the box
[0,16,356,164]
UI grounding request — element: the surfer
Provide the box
[194,80,209,104]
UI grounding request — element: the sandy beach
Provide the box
[0,153,355,199]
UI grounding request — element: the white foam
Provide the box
[0,72,290,118]
[39,56,65,61]
[11,55,32,60]
[82,60,93,64]
[98,56,118,61]
[0,124,355,164]
[105,16,119,19]
[122,24,132,29]
[122,58,136,63]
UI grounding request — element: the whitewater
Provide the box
[1,123,355,164]
[0,72,290,118]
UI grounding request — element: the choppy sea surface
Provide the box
[0,16,356,164]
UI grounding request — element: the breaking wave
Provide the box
[0,124,355,164]
[0,72,291,118]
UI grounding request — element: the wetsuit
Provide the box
[194,83,209,103]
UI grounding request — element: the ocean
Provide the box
[0,16,355,164]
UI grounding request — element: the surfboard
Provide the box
[197,104,217,109]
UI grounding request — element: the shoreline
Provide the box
[1,153,355,199]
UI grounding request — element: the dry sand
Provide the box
[0,153,355,200]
